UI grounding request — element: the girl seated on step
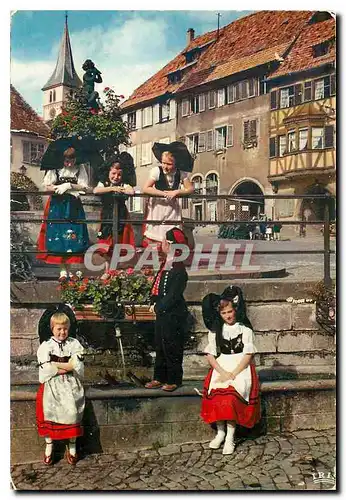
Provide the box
[200,285,261,455]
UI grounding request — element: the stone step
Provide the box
[10,378,336,465]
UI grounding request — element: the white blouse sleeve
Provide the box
[149,166,160,182]
[242,326,257,354]
[203,330,218,356]
[37,342,59,383]
[43,170,57,187]
[77,164,89,189]
[69,339,85,379]
[96,181,105,187]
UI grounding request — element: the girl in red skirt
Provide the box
[201,285,260,455]
[93,157,135,278]
[36,306,85,465]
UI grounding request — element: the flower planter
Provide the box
[124,305,156,322]
[73,305,104,321]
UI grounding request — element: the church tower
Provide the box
[42,14,82,122]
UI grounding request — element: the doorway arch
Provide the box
[231,179,264,218]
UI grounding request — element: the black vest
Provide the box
[155,167,181,191]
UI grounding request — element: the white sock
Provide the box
[45,437,53,456]
[209,420,226,449]
[223,421,236,455]
[69,438,76,456]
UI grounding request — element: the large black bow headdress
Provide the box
[202,285,253,332]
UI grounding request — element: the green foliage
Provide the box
[49,87,130,159]
[59,269,154,316]
[10,222,35,282]
[11,172,42,210]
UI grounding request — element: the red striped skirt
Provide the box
[36,384,83,440]
[201,363,261,428]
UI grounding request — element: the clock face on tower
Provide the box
[49,108,56,118]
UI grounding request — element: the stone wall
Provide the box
[10,380,335,465]
[11,279,335,380]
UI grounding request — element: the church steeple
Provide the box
[42,14,82,91]
[42,13,82,122]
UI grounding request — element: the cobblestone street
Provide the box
[11,429,336,491]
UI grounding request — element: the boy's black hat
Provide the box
[38,304,78,344]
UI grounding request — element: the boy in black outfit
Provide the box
[145,227,189,392]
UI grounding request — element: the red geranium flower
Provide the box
[79,285,87,292]
[119,95,125,99]
[104,87,110,92]
[90,109,98,115]
[126,268,134,275]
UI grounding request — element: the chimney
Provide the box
[187,28,195,45]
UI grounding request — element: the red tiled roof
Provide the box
[269,17,335,78]
[122,11,316,109]
[122,30,219,109]
[10,85,50,137]
[179,42,291,91]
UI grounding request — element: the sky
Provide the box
[10,10,252,116]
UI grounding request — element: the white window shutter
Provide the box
[136,109,142,129]
[169,99,176,120]
[226,125,234,147]
[198,94,206,112]
[127,146,136,167]
[182,98,189,116]
[217,89,225,107]
[198,132,206,152]
[227,85,234,103]
[153,104,160,124]
[122,113,128,124]
[207,130,213,151]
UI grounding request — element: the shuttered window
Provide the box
[215,126,227,150]
[198,132,206,153]
[270,91,277,110]
[324,126,334,148]
[330,74,336,96]
[288,130,296,152]
[199,94,206,112]
[182,98,190,117]
[279,135,287,157]
[217,88,225,107]
[239,81,249,100]
[22,141,30,163]
[295,84,303,105]
[304,81,312,102]
[226,125,233,147]
[314,79,324,100]
[208,91,216,109]
[142,106,153,127]
[269,137,276,158]
[298,128,308,151]
[141,142,152,165]
[227,85,235,103]
[235,83,240,101]
[323,76,331,98]
[248,78,256,97]
[312,127,324,149]
[206,130,213,151]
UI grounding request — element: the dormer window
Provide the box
[168,70,182,84]
[312,38,334,58]
[185,48,199,64]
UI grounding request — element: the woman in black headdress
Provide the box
[93,155,135,278]
[142,141,194,252]
[200,286,261,455]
